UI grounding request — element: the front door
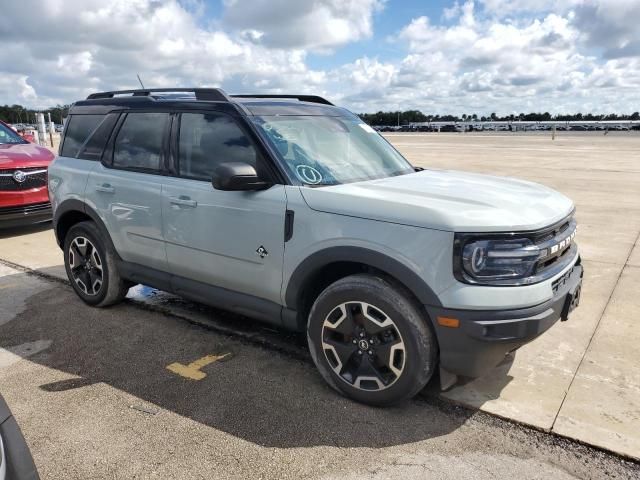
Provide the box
[162,111,286,304]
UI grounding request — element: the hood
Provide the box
[300,169,574,232]
[0,142,55,170]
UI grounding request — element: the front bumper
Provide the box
[426,258,583,382]
[0,202,52,229]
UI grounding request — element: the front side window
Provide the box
[252,115,414,186]
[113,113,168,171]
[0,122,27,145]
[178,112,257,181]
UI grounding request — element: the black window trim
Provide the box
[102,110,172,177]
[167,112,179,176]
[170,110,282,184]
[58,115,71,156]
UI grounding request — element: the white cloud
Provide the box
[0,75,37,104]
[334,0,640,114]
[56,52,93,74]
[572,0,640,58]
[0,0,639,114]
[478,0,562,17]
[0,0,331,108]
[222,0,384,51]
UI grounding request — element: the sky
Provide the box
[1,0,639,115]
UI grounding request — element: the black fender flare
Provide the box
[53,199,117,256]
[284,246,442,310]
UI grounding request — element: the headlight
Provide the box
[454,218,578,286]
[461,238,540,282]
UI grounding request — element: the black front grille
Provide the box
[0,167,48,191]
[534,216,577,275]
[538,242,575,273]
[0,202,51,216]
[533,220,570,244]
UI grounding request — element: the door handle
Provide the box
[95,183,115,194]
[169,196,197,208]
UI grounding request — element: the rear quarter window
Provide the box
[76,113,119,161]
[60,114,105,158]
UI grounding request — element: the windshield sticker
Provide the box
[296,165,323,185]
[358,123,376,133]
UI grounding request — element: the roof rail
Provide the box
[232,94,334,106]
[87,88,230,102]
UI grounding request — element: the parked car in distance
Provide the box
[49,89,582,406]
[0,120,54,228]
[0,394,40,479]
[7,124,36,143]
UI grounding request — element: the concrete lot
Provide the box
[390,132,640,460]
[1,132,639,478]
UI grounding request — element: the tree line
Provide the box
[358,110,640,126]
[2,102,639,126]
[0,104,70,124]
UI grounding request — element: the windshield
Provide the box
[0,123,27,145]
[252,115,414,186]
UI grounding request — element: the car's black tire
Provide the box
[307,273,437,406]
[63,221,129,307]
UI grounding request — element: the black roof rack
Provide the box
[86,88,230,102]
[85,89,334,106]
[232,94,333,106]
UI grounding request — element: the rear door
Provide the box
[86,112,169,271]
[161,111,286,304]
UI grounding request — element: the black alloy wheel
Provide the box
[321,301,406,391]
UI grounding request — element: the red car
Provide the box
[0,120,55,228]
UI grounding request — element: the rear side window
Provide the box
[178,112,257,181]
[113,113,168,171]
[60,115,104,158]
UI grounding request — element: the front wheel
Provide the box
[63,221,129,307]
[307,274,437,406]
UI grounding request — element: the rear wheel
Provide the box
[307,274,437,406]
[64,221,129,307]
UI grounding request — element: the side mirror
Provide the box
[212,162,272,191]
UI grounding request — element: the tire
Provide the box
[307,273,437,406]
[63,221,129,307]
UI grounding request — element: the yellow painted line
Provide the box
[0,283,18,290]
[166,353,231,381]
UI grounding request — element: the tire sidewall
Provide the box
[64,222,112,306]
[307,275,436,406]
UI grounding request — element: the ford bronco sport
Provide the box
[48,88,582,406]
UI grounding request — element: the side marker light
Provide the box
[437,316,460,328]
